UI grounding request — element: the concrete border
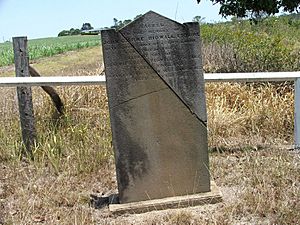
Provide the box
[109,181,222,214]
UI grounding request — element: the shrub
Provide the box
[201,17,300,73]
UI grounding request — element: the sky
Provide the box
[0,0,227,42]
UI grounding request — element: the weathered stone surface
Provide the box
[102,11,210,204]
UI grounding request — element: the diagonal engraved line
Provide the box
[118,30,207,127]
[111,87,168,109]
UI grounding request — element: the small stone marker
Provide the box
[101,11,221,212]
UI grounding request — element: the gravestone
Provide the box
[101,11,221,210]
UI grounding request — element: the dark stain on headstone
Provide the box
[111,112,150,202]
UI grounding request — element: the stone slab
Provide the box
[101,11,210,204]
[109,181,222,214]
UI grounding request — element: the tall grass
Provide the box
[0,85,113,174]
[207,82,294,147]
[203,34,299,73]
[201,14,300,73]
[1,78,297,224]
[0,82,295,172]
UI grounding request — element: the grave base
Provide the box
[109,181,222,214]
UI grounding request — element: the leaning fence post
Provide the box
[13,36,36,157]
[295,77,300,149]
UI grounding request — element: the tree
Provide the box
[197,0,300,18]
[111,18,132,30]
[58,28,81,36]
[113,18,118,28]
[81,23,93,31]
[58,30,70,36]
[123,19,132,26]
[70,28,81,35]
[134,14,143,20]
[193,16,206,23]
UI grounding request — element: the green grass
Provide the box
[0,35,100,67]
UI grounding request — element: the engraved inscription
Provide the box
[120,19,202,82]
[102,11,207,121]
[103,27,201,82]
[101,11,210,204]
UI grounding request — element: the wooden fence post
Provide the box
[13,36,36,157]
[295,78,300,149]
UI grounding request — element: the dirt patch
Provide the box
[0,65,14,75]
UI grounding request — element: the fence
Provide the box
[1,37,299,153]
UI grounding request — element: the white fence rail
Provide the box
[0,72,299,87]
[0,72,299,149]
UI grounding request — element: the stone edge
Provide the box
[109,181,222,215]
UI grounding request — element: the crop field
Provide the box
[0,35,100,67]
[0,14,299,224]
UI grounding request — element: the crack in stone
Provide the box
[111,87,169,109]
[118,31,207,127]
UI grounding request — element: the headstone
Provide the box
[102,11,210,204]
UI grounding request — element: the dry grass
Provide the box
[207,82,294,148]
[202,42,241,73]
[0,46,299,224]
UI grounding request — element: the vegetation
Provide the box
[0,35,100,67]
[1,13,299,72]
[111,18,132,30]
[198,0,300,18]
[0,47,298,224]
[58,23,94,36]
[81,23,94,31]
[0,12,299,224]
[58,28,81,37]
[201,13,300,72]
[104,15,142,30]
